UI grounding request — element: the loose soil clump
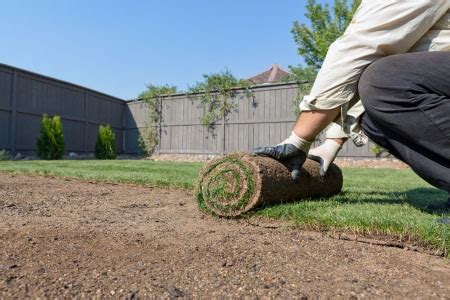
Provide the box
[0,173,449,298]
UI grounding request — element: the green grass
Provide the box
[0,160,202,189]
[0,160,448,255]
[255,168,449,255]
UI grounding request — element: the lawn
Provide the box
[0,160,201,189]
[0,160,448,255]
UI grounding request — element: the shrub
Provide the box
[95,125,116,159]
[37,114,65,160]
[0,149,10,161]
[137,129,158,156]
[371,144,391,158]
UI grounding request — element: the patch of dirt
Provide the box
[0,173,448,298]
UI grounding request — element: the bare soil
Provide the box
[0,173,448,298]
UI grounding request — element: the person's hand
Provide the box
[252,131,312,182]
[252,144,307,182]
[252,143,304,160]
[307,139,342,176]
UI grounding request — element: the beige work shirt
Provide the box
[299,0,450,145]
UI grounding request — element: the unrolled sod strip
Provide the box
[195,152,343,217]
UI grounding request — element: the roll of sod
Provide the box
[195,152,343,217]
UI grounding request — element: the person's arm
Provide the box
[254,0,448,178]
[297,0,448,138]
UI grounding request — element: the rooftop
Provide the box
[247,64,292,85]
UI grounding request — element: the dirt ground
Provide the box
[0,173,448,298]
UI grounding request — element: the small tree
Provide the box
[289,0,361,86]
[95,125,116,159]
[287,0,361,115]
[37,114,65,160]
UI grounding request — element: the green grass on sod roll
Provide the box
[195,156,256,214]
[0,160,448,255]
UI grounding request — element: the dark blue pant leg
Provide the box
[358,52,450,192]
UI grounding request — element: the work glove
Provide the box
[307,139,342,176]
[252,132,311,182]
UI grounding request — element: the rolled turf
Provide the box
[195,152,343,217]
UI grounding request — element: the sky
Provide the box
[0,0,313,99]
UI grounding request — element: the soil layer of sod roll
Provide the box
[195,152,343,217]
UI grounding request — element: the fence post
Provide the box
[9,69,18,156]
[157,97,163,154]
[83,91,89,154]
[122,102,126,154]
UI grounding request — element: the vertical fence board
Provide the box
[9,70,18,155]
[0,111,10,149]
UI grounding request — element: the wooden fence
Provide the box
[0,64,376,158]
[125,82,377,157]
[0,63,125,156]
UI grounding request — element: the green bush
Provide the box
[37,114,65,160]
[95,125,116,159]
[370,144,391,158]
[0,149,10,161]
[137,129,158,156]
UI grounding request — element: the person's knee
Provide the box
[358,56,396,113]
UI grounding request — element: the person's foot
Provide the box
[436,197,450,224]
[437,217,450,225]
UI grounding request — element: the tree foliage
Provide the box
[289,0,361,85]
[95,124,116,159]
[37,114,65,160]
[138,84,177,155]
[188,70,252,127]
[139,84,178,101]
